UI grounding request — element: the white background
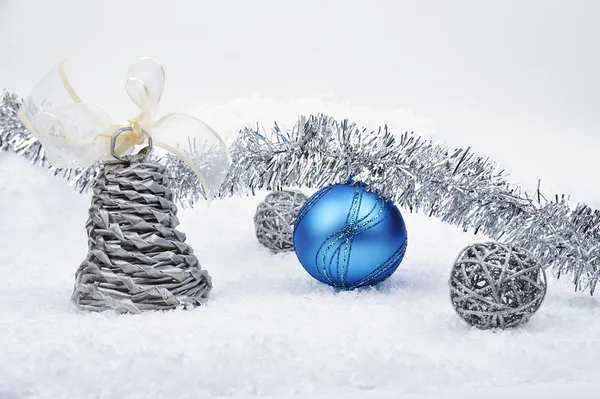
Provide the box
[1,0,599,203]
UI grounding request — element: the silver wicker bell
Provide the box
[71,128,212,314]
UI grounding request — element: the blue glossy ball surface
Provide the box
[293,183,408,289]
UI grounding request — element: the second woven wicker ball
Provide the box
[254,190,308,252]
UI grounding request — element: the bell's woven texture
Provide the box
[254,190,308,252]
[71,154,212,314]
[449,242,547,329]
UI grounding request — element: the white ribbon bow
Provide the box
[18,57,231,205]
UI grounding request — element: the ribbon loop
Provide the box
[18,58,231,204]
[125,57,165,126]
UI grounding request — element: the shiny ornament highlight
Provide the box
[293,183,407,289]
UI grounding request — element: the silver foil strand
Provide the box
[0,90,39,157]
[219,115,600,295]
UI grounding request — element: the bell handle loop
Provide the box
[110,127,153,160]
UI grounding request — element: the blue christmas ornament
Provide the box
[293,182,408,289]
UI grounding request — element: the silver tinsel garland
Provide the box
[4,89,600,294]
[218,115,600,295]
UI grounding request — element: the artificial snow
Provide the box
[2,0,600,395]
[2,110,600,398]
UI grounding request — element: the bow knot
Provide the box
[127,121,145,144]
[18,57,231,205]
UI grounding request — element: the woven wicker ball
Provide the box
[449,242,547,329]
[254,190,308,252]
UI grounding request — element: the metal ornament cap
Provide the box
[110,126,153,160]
